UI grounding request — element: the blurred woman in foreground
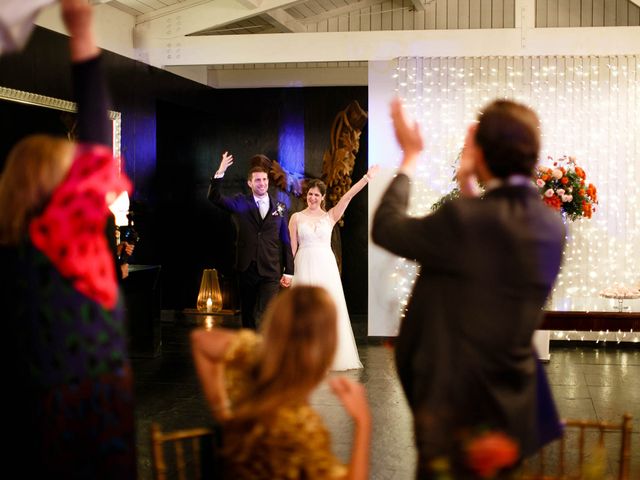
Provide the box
[191,286,371,479]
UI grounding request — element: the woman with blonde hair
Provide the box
[0,1,134,477]
[191,286,371,479]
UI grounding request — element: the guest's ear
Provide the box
[475,150,493,180]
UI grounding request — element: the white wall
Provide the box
[35,3,209,86]
[367,60,412,336]
[368,56,640,337]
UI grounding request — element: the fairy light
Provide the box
[392,55,640,342]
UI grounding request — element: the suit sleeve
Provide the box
[371,174,458,270]
[207,177,239,212]
[280,212,295,275]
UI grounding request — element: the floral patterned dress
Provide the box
[220,330,347,479]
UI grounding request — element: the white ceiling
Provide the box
[85,0,640,87]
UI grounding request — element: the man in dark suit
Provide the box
[372,99,565,478]
[208,152,294,329]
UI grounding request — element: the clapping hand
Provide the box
[62,0,99,62]
[390,98,424,166]
[329,377,370,426]
[216,151,234,176]
[457,124,482,197]
[459,125,479,178]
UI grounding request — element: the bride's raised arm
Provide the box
[328,165,379,225]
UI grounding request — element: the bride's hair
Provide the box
[229,286,337,423]
[305,178,327,196]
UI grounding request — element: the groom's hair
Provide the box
[247,165,268,180]
[475,100,540,179]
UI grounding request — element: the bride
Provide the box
[289,166,378,370]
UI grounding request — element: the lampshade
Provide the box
[108,190,130,227]
[196,269,223,313]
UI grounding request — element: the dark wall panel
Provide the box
[166,87,369,313]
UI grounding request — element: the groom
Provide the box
[208,152,294,329]
[373,99,565,478]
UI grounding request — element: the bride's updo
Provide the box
[305,178,327,196]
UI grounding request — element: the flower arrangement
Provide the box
[534,156,597,221]
[429,430,520,479]
[466,431,520,478]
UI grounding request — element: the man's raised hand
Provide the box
[390,98,424,175]
[216,151,234,176]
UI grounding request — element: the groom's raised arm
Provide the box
[207,151,238,212]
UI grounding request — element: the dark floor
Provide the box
[132,315,639,479]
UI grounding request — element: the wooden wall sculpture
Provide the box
[321,100,368,226]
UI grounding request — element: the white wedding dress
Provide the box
[292,211,363,370]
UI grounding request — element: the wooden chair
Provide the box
[150,423,222,480]
[520,414,633,479]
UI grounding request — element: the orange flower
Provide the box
[541,174,550,182]
[575,166,586,179]
[544,195,562,210]
[466,432,520,479]
[560,177,569,185]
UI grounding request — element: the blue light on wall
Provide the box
[278,95,305,176]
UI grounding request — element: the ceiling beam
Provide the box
[262,9,307,32]
[299,0,387,24]
[208,64,367,88]
[134,0,306,36]
[408,0,427,12]
[142,26,640,66]
[135,0,229,23]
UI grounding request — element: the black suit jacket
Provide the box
[372,174,565,458]
[208,177,294,279]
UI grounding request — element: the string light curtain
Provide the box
[393,56,640,327]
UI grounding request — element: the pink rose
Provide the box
[536,179,545,187]
[544,189,554,197]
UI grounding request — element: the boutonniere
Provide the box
[272,202,286,217]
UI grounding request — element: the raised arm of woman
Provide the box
[329,377,371,480]
[328,165,379,225]
[63,0,112,147]
[191,328,236,420]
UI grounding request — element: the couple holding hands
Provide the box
[206,150,375,371]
